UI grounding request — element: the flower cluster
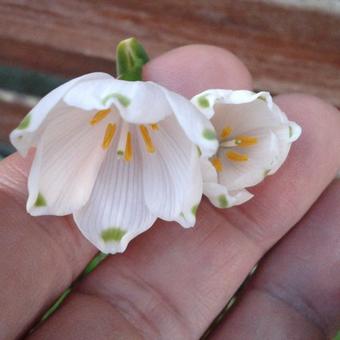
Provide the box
[10,38,301,254]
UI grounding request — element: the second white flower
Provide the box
[191,89,302,208]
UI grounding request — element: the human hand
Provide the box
[0,45,339,340]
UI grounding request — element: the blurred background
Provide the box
[0,0,339,159]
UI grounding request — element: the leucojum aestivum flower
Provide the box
[191,90,301,208]
[10,38,301,254]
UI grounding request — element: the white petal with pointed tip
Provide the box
[141,116,198,221]
[74,142,156,254]
[203,182,253,209]
[201,158,253,208]
[268,121,302,175]
[27,105,108,216]
[175,151,203,228]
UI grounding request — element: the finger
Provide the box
[30,49,340,339]
[144,44,253,97]
[0,151,97,339]
[0,45,251,340]
[230,93,340,249]
[210,179,340,340]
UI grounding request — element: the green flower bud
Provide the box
[116,37,149,81]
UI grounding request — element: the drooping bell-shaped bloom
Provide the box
[10,39,218,254]
[191,90,301,208]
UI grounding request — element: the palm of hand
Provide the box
[0,45,339,340]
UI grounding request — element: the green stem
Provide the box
[29,252,109,334]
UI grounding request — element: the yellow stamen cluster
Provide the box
[215,126,259,164]
[90,110,158,162]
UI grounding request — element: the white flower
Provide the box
[10,73,218,253]
[191,90,301,208]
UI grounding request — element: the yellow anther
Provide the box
[234,135,258,147]
[139,125,155,153]
[226,150,248,162]
[124,132,133,161]
[150,123,159,131]
[90,109,111,126]
[211,157,223,172]
[220,126,232,140]
[102,123,116,150]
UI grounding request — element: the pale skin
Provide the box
[0,45,339,340]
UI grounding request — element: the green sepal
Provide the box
[116,37,149,81]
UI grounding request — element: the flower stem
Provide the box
[29,251,109,334]
[116,37,150,81]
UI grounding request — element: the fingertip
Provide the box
[0,151,34,195]
[274,93,340,124]
[143,44,253,98]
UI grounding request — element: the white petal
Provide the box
[191,89,233,119]
[200,157,218,184]
[288,121,302,143]
[141,116,197,221]
[201,158,253,208]
[163,89,218,157]
[192,90,288,139]
[203,182,253,209]
[229,189,254,206]
[74,144,156,254]
[10,73,112,156]
[27,105,109,216]
[220,100,287,140]
[175,153,203,228]
[64,79,173,124]
[267,121,302,175]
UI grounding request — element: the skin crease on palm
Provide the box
[0,45,339,340]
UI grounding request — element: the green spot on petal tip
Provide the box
[116,37,149,81]
[197,95,210,108]
[202,129,217,140]
[191,205,198,216]
[102,93,130,107]
[264,169,271,177]
[114,93,130,107]
[34,193,46,207]
[218,194,228,208]
[17,114,31,130]
[101,227,126,243]
[289,125,293,138]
